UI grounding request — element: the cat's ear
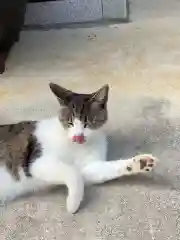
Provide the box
[49,83,72,105]
[91,84,109,105]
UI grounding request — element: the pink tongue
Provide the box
[72,135,85,144]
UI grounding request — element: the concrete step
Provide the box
[25,0,128,26]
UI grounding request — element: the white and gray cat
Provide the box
[0,83,159,213]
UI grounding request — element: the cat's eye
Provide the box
[84,116,88,128]
[68,118,73,126]
[92,116,97,123]
[71,103,76,116]
[68,121,73,126]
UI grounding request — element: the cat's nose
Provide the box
[72,134,85,144]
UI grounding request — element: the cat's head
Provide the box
[49,83,109,144]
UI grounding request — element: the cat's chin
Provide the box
[73,141,85,145]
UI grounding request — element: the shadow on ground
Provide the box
[107,97,180,191]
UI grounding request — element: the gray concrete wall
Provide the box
[25,0,128,25]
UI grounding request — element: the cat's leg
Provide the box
[30,157,84,214]
[82,154,159,185]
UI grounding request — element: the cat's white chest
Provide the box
[35,117,107,168]
[69,136,107,168]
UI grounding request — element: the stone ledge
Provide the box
[25,0,128,25]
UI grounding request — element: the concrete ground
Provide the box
[1,0,180,239]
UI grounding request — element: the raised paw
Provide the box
[126,154,159,174]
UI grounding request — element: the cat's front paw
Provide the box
[66,195,82,214]
[126,154,159,174]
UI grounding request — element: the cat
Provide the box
[0,83,159,213]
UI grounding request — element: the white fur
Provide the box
[0,116,158,213]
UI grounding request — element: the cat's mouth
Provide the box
[72,134,85,144]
